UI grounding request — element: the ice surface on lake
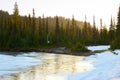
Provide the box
[1,45,120,80]
[0,52,84,80]
[0,54,41,76]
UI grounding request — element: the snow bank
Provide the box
[68,50,120,80]
[87,45,110,51]
[0,54,41,76]
[114,49,120,54]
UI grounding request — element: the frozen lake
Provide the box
[2,45,120,80]
[0,52,86,80]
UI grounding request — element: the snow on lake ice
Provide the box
[0,54,41,76]
[46,74,67,80]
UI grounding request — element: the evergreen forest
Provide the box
[0,2,120,51]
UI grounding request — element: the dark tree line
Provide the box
[0,2,117,50]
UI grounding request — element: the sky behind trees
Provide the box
[0,0,120,27]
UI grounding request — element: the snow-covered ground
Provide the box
[68,45,120,80]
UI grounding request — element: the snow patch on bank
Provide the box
[87,45,110,51]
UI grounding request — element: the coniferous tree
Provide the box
[116,7,120,39]
[55,16,60,44]
[31,8,36,46]
[102,25,109,44]
[111,6,120,49]
[46,17,49,44]
[38,16,42,45]
[70,15,75,42]
[41,14,46,44]
[109,17,115,41]
[12,2,20,47]
[92,16,98,44]
[99,18,103,44]
[82,15,88,43]
[65,20,70,44]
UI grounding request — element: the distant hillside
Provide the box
[38,16,85,32]
[0,10,85,30]
[0,10,9,17]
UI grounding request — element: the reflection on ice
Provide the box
[75,61,94,73]
[0,52,85,80]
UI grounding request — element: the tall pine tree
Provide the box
[109,16,115,41]
[111,6,120,49]
[12,2,20,47]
